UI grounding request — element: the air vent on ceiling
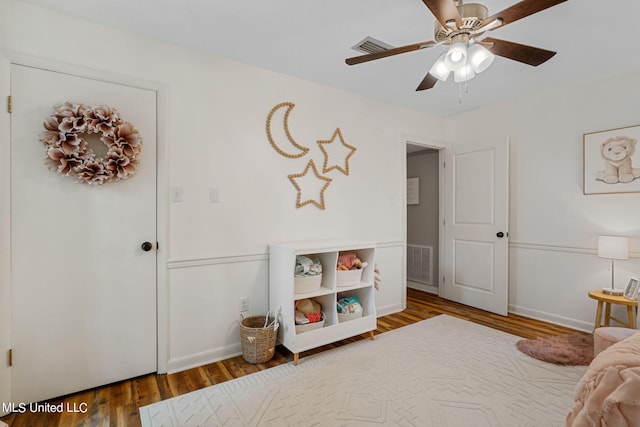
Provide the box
[351,36,394,54]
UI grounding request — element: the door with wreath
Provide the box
[10,64,157,403]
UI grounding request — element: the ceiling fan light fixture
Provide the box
[468,44,495,73]
[429,53,451,81]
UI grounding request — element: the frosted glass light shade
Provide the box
[429,53,451,81]
[597,236,629,260]
[453,64,475,82]
[444,42,467,71]
[468,44,495,73]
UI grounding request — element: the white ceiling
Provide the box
[20,0,640,117]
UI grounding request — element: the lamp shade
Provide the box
[453,64,475,83]
[597,236,629,260]
[468,44,495,74]
[444,41,467,71]
[429,52,451,81]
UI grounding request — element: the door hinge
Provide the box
[7,95,12,113]
[8,349,12,367]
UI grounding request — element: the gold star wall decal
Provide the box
[288,160,332,210]
[317,127,357,175]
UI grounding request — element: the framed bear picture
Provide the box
[583,125,640,195]
[624,278,639,301]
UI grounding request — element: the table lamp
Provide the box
[597,235,628,296]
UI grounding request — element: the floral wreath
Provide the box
[39,101,143,185]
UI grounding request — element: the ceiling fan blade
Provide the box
[483,0,567,29]
[416,73,438,91]
[421,0,463,28]
[345,41,436,66]
[483,37,556,66]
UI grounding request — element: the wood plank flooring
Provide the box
[1,289,586,427]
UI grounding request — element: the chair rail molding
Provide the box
[510,241,639,258]
[167,241,405,270]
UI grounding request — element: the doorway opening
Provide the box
[406,143,441,296]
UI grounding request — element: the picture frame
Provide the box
[583,125,640,195]
[407,177,419,205]
[623,278,640,301]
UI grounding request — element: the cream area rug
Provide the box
[140,315,587,426]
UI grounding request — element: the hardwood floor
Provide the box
[1,289,585,427]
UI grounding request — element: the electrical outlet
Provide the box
[239,297,249,312]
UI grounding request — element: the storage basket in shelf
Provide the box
[294,274,322,294]
[295,312,325,334]
[240,315,277,364]
[336,269,363,287]
[337,295,363,323]
[337,311,363,323]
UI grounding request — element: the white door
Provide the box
[10,64,157,403]
[442,139,509,315]
[0,55,11,416]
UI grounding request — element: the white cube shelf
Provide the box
[269,240,377,365]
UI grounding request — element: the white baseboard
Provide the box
[407,281,439,295]
[509,304,593,333]
[167,344,242,374]
[168,302,590,375]
[168,302,404,374]
[376,302,403,317]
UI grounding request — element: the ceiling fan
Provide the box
[345,0,568,91]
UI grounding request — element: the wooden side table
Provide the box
[588,290,638,330]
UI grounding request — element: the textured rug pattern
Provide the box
[517,333,594,366]
[140,315,587,426]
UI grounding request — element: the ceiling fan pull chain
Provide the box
[458,83,462,103]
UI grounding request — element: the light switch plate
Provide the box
[209,188,221,203]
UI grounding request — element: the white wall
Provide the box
[445,70,640,331]
[0,0,445,385]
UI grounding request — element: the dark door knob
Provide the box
[496,232,505,238]
[141,242,153,252]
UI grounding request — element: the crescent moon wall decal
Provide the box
[266,102,310,158]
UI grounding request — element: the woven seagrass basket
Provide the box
[240,315,277,364]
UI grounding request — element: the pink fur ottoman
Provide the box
[594,327,638,356]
